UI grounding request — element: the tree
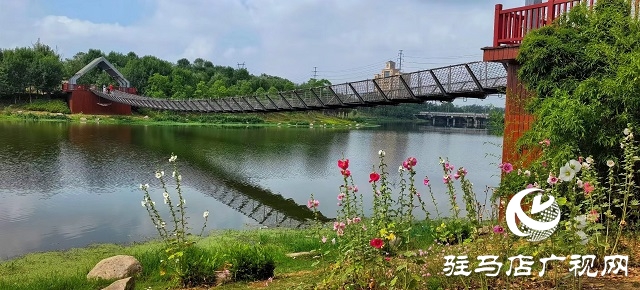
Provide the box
[517,0,639,171]
[145,73,171,98]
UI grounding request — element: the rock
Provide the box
[80,117,87,122]
[87,255,142,280]
[143,115,149,119]
[102,277,135,290]
[286,250,316,258]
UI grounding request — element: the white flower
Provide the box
[182,199,186,205]
[378,150,385,157]
[586,157,594,164]
[559,165,576,182]
[161,222,166,228]
[398,166,404,173]
[624,128,630,136]
[574,215,587,229]
[581,162,590,170]
[141,200,146,207]
[163,192,169,198]
[178,175,182,181]
[568,160,582,173]
[169,154,177,162]
[164,197,168,204]
[576,230,589,245]
[139,184,149,190]
[607,160,615,167]
[172,171,176,178]
[203,211,209,218]
[523,170,531,177]
[155,172,162,179]
[331,238,336,244]
[576,179,584,188]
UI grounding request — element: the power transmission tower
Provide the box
[237,62,246,69]
[398,50,404,71]
[312,67,318,79]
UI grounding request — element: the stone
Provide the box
[102,277,135,290]
[87,255,142,280]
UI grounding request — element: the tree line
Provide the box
[0,42,331,100]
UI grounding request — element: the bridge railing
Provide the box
[493,0,594,46]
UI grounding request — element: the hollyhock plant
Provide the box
[584,182,595,195]
[423,178,430,186]
[493,225,505,234]
[547,173,559,185]
[307,199,320,209]
[341,169,351,177]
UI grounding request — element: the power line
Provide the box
[398,49,404,71]
[237,62,245,69]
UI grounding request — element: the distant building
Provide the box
[374,61,410,94]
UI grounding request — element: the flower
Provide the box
[500,163,513,173]
[588,209,599,222]
[539,139,550,146]
[169,154,177,162]
[341,169,351,177]
[442,175,451,184]
[203,211,209,218]
[576,179,584,188]
[624,128,631,136]
[331,238,336,244]
[568,159,582,173]
[141,200,146,207]
[333,222,346,231]
[582,162,590,170]
[369,172,380,183]
[453,173,460,180]
[423,178,430,186]
[163,192,169,198]
[583,182,594,195]
[524,170,531,177]
[378,150,385,157]
[607,160,615,167]
[337,193,345,201]
[547,173,559,185]
[370,238,384,249]
[526,184,534,189]
[407,157,417,166]
[321,236,327,243]
[586,157,594,164]
[559,165,576,182]
[338,159,349,170]
[353,217,361,223]
[307,199,320,209]
[353,185,358,192]
[492,225,504,234]
[398,166,404,173]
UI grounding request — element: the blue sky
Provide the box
[0,0,526,107]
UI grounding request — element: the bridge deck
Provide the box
[92,61,506,113]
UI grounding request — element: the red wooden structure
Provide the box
[483,0,596,220]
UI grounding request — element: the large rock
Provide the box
[87,255,142,280]
[102,277,135,290]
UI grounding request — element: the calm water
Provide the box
[0,121,502,259]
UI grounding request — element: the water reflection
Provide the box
[0,121,502,259]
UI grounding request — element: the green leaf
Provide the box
[557,197,567,206]
[390,276,398,286]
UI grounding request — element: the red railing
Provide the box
[493,0,595,46]
[62,83,137,94]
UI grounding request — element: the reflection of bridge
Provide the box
[414,112,490,129]
[62,59,507,115]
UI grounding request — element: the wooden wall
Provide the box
[502,63,535,166]
[68,90,131,115]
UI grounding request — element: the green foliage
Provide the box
[431,219,474,245]
[223,244,276,282]
[0,41,64,95]
[517,0,640,171]
[20,99,70,114]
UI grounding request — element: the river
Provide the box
[0,121,502,259]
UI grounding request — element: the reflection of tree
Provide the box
[133,126,333,227]
[0,122,66,197]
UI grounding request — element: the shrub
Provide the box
[21,100,70,114]
[223,244,275,282]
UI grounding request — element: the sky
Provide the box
[0,0,526,107]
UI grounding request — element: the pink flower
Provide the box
[341,169,351,177]
[407,157,417,166]
[442,175,451,184]
[453,173,461,180]
[589,209,599,222]
[370,238,384,249]
[547,174,558,185]
[526,184,534,189]
[584,182,594,195]
[307,199,319,209]
[333,222,345,230]
[423,178,430,186]
[336,229,344,236]
[353,217,361,223]
[338,159,349,170]
[500,163,514,173]
[353,185,358,192]
[402,160,410,170]
[493,225,504,234]
[337,193,345,201]
[369,172,380,183]
[539,139,550,146]
[321,236,327,243]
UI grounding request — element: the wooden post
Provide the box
[546,0,555,25]
[494,4,503,47]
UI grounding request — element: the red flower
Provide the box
[370,238,384,249]
[407,157,417,167]
[584,182,595,195]
[341,169,351,177]
[338,159,349,170]
[369,172,380,183]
